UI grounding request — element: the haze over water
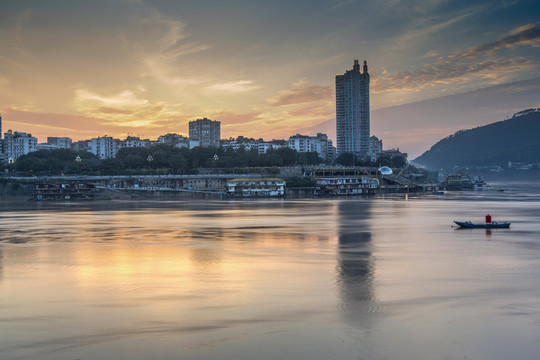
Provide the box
[1,183,540,360]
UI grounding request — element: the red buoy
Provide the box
[486,214,492,224]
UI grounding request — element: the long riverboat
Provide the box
[33,183,96,201]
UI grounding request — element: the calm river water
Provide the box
[1,182,540,360]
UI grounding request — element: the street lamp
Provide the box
[147,155,153,173]
[75,155,82,176]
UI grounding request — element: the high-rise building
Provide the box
[336,60,370,158]
[188,118,221,148]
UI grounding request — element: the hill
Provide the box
[299,77,540,157]
[413,108,540,170]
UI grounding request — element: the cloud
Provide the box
[74,89,149,108]
[210,110,262,125]
[463,21,540,55]
[206,80,261,93]
[387,4,486,54]
[73,88,168,127]
[121,7,210,91]
[267,81,332,107]
[374,22,540,92]
[1,109,121,141]
[422,50,439,58]
[96,107,135,115]
[287,105,333,118]
[230,79,336,140]
[0,76,9,88]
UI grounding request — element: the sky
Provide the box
[1,0,539,157]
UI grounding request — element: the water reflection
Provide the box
[336,200,376,326]
[3,196,540,359]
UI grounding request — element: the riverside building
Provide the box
[336,60,370,158]
[90,136,118,159]
[189,118,221,148]
[2,130,37,161]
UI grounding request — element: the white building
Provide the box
[287,133,333,161]
[47,137,72,149]
[118,136,150,149]
[37,137,73,151]
[258,141,286,154]
[90,136,118,159]
[158,133,189,148]
[72,140,91,152]
[2,130,37,161]
[221,138,259,152]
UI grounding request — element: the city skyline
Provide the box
[1,0,539,157]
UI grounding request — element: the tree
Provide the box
[376,156,393,167]
[264,154,283,167]
[391,156,407,168]
[100,158,123,174]
[123,154,146,169]
[169,154,188,173]
[336,152,358,166]
[14,149,98,175]
[270,148,296,166]
[297,152,321,165]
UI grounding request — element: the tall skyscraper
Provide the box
[336,60,370,158]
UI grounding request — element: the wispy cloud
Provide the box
[463,21,540,55]
[74,89,149,107]
[374,22,540,92]
[267,80,332,107]
[387,4,486,54]
[287,105,333,118]
[210,110,263,125]
[206,80,261,93]
[73,88,167,127]
[122,6,210,91]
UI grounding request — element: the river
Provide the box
[1,182,540,360]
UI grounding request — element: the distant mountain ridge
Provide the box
[413,108,540,170]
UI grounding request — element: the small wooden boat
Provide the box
[454,214,510,228]
[454,220,510,228]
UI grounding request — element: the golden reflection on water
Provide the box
[2,197,540,360]
[12,203,342,316]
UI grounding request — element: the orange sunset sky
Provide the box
[1,0,539,157]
